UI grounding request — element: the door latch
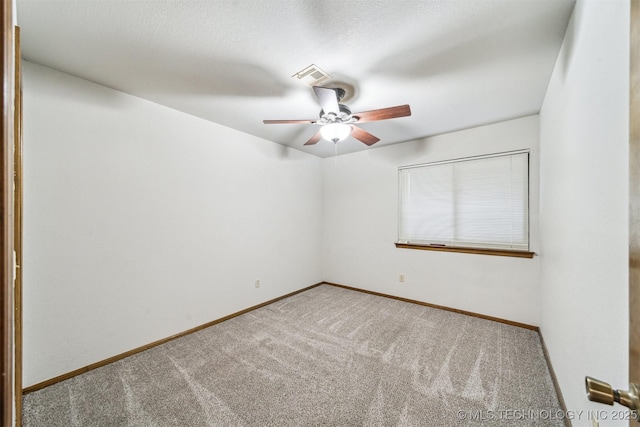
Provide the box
[585,376,639,422]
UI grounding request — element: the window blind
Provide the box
[398,151,529,251]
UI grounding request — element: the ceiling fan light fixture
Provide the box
[320,123,351,143]
[263,84,411,147]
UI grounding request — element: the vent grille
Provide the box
[292,64,331,87]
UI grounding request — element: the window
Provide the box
[397,150,531,256]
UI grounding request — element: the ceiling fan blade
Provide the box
[351,125,380,146]
[313,86,340,115]
[263,119,316,124]
[353,104,411,123]
[303,131,322,146]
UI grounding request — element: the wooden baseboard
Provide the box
[24,280,540,394]
[23,282,323,394]
[539,332,571,427]
[322,281,539,331]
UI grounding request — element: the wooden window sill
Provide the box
[395,242,535,258]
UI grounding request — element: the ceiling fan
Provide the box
[263,86,411,146]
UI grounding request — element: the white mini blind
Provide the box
[398,151,529,251]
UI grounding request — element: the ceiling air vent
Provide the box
[292,64,331,87]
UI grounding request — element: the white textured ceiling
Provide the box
[17,0,575,158]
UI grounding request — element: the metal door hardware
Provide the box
[585,376,639,422]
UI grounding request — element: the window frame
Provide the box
[396,150,535,258]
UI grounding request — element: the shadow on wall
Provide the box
[24,62,134,109]
[556,2,580,84]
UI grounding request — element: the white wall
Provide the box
[322,115,541,326]
[23,4,632,418]
[22,62,323,387]
[539,0,629,425]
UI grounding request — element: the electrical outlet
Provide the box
[255,280,260,288]
[399,274,405,282]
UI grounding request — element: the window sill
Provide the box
[394,242,535,258]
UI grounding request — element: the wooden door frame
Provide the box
[630,0,639,400]
[13,25,22,427]
[1,1,16,425]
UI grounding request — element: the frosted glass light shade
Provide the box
[320,123,351,142]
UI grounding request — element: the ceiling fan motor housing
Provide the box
[320,103,352,122]
[333,87,346,102]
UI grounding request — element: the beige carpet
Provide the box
[22,284,563,426]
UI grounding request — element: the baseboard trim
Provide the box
[23,281,542,394]
[539,332,571,427]
[323,282,539,331]
[23,282,324,394]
